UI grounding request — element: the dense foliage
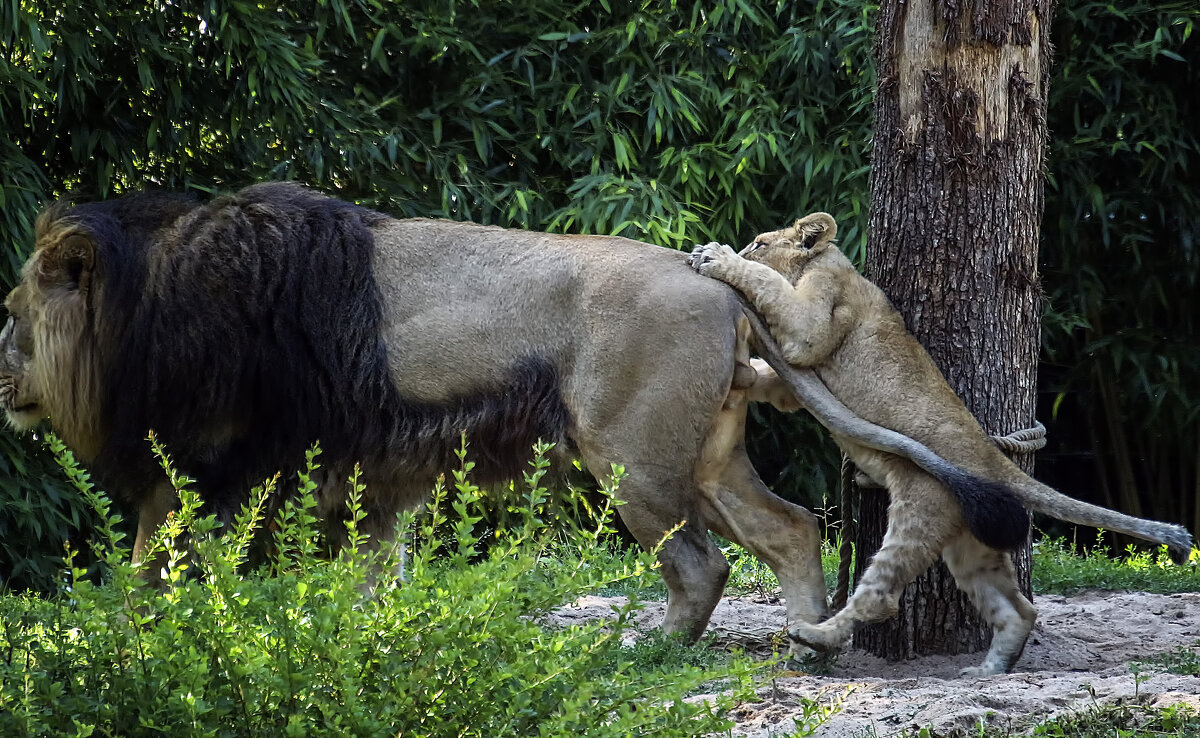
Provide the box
[0,440,764,736]
[0,0,1196,590]
[1038,1,1200,541]
[0,0,871,591]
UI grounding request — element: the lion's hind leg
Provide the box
[694,324,827,643]
[943,535,1037,676]
[601,463,731,641]
[702,451,830,631]
[788,463,961,653]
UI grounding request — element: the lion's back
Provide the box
[371,217,743,402]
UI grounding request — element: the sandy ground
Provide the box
[547,591,1200,737]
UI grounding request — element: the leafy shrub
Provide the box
[1031,533,1200,595]
[0,432,100,593]
[1027,703,1200,738]
[0,438,766,737]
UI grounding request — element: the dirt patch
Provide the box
[546,591,1200,736]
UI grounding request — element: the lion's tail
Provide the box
[1012,479,1194,564]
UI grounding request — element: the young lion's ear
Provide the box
[790,212,838,253]
[37,232,96,295]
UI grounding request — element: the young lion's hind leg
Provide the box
[943,535,1037,676]
[787,464,961,653]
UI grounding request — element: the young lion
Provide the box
[689,214,1194,676]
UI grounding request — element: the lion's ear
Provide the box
[39,233,96,295]
[790,213,838,254]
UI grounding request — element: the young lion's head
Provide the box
[739,212,838,278]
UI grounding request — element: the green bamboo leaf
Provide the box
[615,72,630,97]
[473,123,488,161]
[371,28,388,63]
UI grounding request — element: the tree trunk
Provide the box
[852,0,1053,659]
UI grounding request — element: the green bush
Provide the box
[1030,533,1200,595]
[0,432,100,593]
[0,438,767,737]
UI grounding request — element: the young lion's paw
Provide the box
[786,620,848,654]
[688,242,739,277]
[958,664,1006,678]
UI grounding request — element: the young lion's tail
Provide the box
[742,308,1030,552]
[1013,479,1194,564]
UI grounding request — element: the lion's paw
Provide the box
[688,242,739,277]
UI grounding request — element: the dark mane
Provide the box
[66,182,568,516]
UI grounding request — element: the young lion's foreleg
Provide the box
[689,243,846,367]
[787,461,962,653]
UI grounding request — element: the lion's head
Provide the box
[0,207,108,457]
[0,193,210,466]
[0,285,41,429]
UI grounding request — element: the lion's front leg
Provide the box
[133,482,176,588]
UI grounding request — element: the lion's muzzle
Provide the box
[0,317,38,424]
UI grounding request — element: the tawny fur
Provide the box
[690,213,1194,676]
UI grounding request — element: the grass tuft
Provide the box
[1031,533,1200,596]
[1027,703,1200,737]
[1135,645,1200,677]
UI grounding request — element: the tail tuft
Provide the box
[1162,525,1195,565]
[944,469,1030,551]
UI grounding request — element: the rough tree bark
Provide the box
[851,0,1053,659]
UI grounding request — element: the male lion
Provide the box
[689,213,1194,675]
[0,182,1034,644]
